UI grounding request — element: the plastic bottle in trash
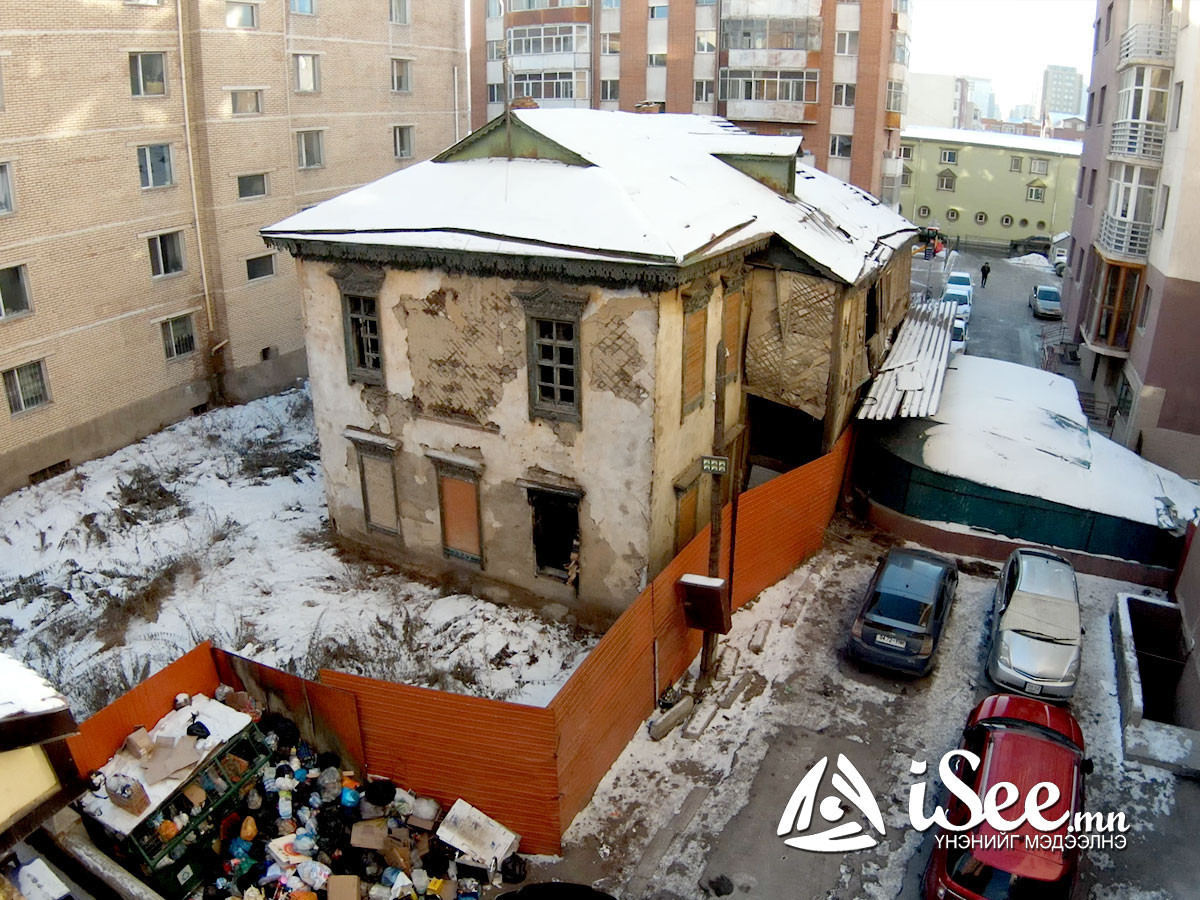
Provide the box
[410,870,429,895]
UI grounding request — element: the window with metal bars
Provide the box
[344,294,383,384]
[3,360,49,413]
[161,314,195,359]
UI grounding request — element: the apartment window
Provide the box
[898,145,913,160]
[1001,214,1013,227]
[294,54,320,92]
[886,80,905,113]
[946,208,959,222]
[648,53,667,67]
[1027,185,1046,202]
[602,0,619,6]
[391,58,412,92]
[939,148,958,164]
[649,4,668,17]
[1093,18,1101,54]
[507,23,589,55]
[602,79,619,100]
[344,294,382,383]
[487,83,503,103]
[0,265,31,318]
[291,0,315,13]
[1170,81,1183,129]
[601,32,620,54]
[835,31,859,55]
[246,254,275,281]
[1030,158,1049,175]
[0,163,10,214]
[829,134,852,158]
[148,232,184,278]
[296,130,324,168]
[436,462,482,564]
[528,488,581,583]
[1010,156,1022,172]
[833,83,856,107]
[529,317,580,419]
[719,17,822,51]
[354,441,399,533]
[512,71,588,100]
[892,33,909,65]
[231,89,262,115]
[237,173,267,198]
[225,2,257,28]
[694,80,713,102]
[681,301,706,414]
[900,166,911,187]
[392,125,413,159]
[937,171,955,191]
[160,314,195,358]
[719,69,819,103]
[1077,168,1086,199]
[1138,285,1153,329]
[975,212,987,225]
[389,0,408,24]
[1107,163,1157,223]
[696,30,716,53]
[1119,66,1169,124]
[1086,92,1095,125]
[129,52,166,96]
[1105,2,1112,42]
[486,40,504,60]
[3,361,49,414]
[1157,184,1170,229]
[1097,85,1106,124]
[137,144,173,188]
[486,0,501,15]
[1087,168,1097,205]
[916,205,930,218]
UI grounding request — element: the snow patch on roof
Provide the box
[265,109,916,285]
[0,651,69,720]
[902,125,1083,156]
[879,356,1200,529]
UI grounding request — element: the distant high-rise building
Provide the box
[1042,64,1085,116]
[470,0,912,207]
[1008,103,1036,122]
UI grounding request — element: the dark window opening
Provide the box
[29,460,70,485]
[529,489,580,584]
[191,403,209,416]
[747,394,824,478]
[865,283,880,341]
[345,294,382,384]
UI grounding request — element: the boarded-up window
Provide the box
[355,443,399,534]
[682,304,706,414]
[722,288,742,383]
[438,466,482,564]
[675,480,699,554]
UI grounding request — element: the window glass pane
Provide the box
[246,255,274,280]
[226,2,256,27]
[132,53,165,96]
[0,164,11,212]
[292,0,314,12]
[296,55,317,91]
[238,173,267,198]
[0,266,29,315]
[232,90,261,114]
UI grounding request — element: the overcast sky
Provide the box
[909,0,1097,116]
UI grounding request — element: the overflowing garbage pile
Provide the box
[77,689,527,900]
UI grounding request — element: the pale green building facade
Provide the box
[898,125,1081,244]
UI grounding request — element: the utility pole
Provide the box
[699,339,727,682]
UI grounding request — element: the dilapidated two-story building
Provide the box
[263,109,915,618]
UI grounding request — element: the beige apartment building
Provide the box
[0,0,467,495]
[468,0,910,205]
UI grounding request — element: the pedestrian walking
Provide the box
[981,262,991,287]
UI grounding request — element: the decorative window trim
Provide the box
[429,453,484,566]
[515,283,586,424]
[349,433,402,536]
[331,262,386,385]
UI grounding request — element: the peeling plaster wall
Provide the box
[301,260,658,618]
[647,269,746,576]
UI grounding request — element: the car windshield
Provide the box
[947,849,1069,900]
[1036,287,1061,301]
[866,590,932,630]
[952,323,965,340]
[949,275,970,285]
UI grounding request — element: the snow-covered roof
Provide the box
[901,125,1083,157]
[263,109,917,286]
[0,652,69,721]
[876,356,1200,530]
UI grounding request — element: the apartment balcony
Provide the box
[1118,21,1176,68]
[1098,212,1152,261]
[1109,119,1166,162]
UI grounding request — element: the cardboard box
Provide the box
[181,783,207,809]
[350,817,388,850]
[124,727,154,759]
[266,835,310,868]
[405,815,436,833]
[380,836,411,873]
[328,875,360,900]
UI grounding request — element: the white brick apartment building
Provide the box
[0,0,467,495]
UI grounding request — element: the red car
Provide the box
[923,695,1089,900]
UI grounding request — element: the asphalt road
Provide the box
[912,247,1062,370]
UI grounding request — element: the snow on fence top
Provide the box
[0,651,69,720]
[880,355,1200,530]
[263,109,917,286]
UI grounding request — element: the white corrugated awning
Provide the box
[857,299,957,421]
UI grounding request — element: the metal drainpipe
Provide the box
[176,1,217,364]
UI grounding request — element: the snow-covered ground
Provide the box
[0,388,596,718]
[545,523,1178,899]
